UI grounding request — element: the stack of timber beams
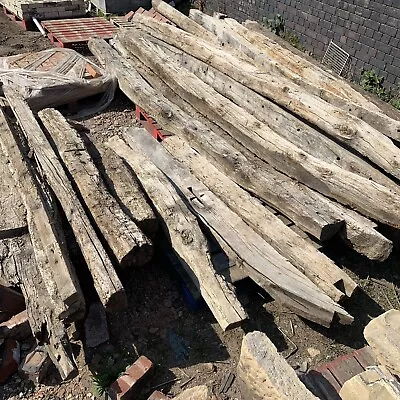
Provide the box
[0,87,156,379]
[3,0,400,380]
[87,0,400,330]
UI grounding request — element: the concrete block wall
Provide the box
[204,0,400,87]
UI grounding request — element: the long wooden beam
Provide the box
[117,128,353,327]
[38,108,153,269]
[129,15,400,181]
[107,136,248,331]
[118,28,400,229]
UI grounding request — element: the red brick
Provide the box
[108,356,154,400]
[0,285,25,322]
[147,391,168,400]
[0,310,31,340]
[0,339,20,383]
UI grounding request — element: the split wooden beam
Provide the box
[114,129,353,327]
[2,86,127,312]
[106,136,248,331]
[129,15,400,182]
[117,27,400,229]
[38,108,153,269]
[89,38,392,262]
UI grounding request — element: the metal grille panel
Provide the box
[322,40,351,76]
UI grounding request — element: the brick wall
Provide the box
[204,0,400,87]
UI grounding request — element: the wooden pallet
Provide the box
[41,17,117,48]
[303,346,377,399]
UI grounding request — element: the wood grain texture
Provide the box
[129,15,400,182]
[117,128,353,327]
[97,145,158,238]
[107,135,248,331]
[38,108,153,269]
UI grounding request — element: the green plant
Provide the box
[284,31,305,51]
[262,14,305,52]
[390,98,400,110]
[360,69,392,102]
[262,14,285,36]
[92,366,126,396]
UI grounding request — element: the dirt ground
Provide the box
[1,12,400,400]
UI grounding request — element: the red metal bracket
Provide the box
[135,106,169,142]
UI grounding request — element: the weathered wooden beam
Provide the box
[115,129,353,327]
[89,38,344,242]
[110,38,392,262]
[97,145,158,238]
[2,87,126,312]
[38,108,153,269]
[152,0,214,40]
[129,15,400,181]
[118,28,400,229]
[145,34,397,191]
[0,235,35,288]
[106,136,248,331]
[0,105,84,320]
[190,10,400,141]
[159,133,357,302]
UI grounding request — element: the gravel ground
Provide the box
[1,12,400,400]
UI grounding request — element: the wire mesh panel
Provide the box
[322,40,351,76]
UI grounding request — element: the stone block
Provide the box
[19,346,51,384]
[237,331,317,400]
[147,391,168,400]
[340,366,400,400]
[364,309,400,377]
[173,385,211,400]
